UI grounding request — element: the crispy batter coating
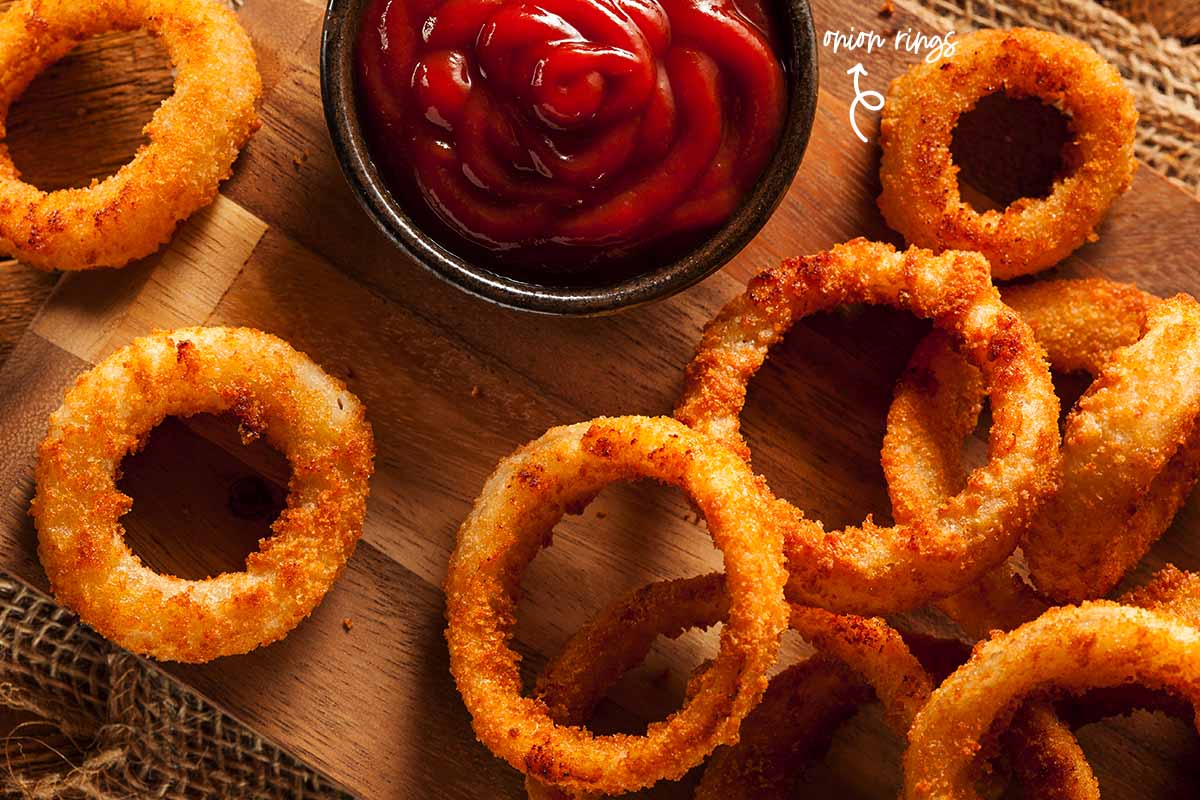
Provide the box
[676,238,1060,614]
[520,574,930,800]
[887,280,1200,604]
[444,417,789,796]
[887,283,1200,800]
[878,28,1137,278]
[0,0,261,270]
[1027,295,1200,599]
[693,656,868,800]
[903,603,1200,800]
[1123,564,1200,628]
[32,327,375,662]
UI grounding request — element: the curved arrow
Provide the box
[847,64,885,144]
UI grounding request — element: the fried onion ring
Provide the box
[699,603,932,800]
[32,327,375,663]
[675,238,1059,613]
[886,282,1200,800]
[886,280,1200,603]
[878,28,1137,279]
[522,573,930,800]
[902,603,1200,800]
[444,417,789,796]
[0,0,262,270]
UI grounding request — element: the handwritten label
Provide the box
[822,26,958,143]
[823,27,958,64]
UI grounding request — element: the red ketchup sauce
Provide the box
[356,0,786,283]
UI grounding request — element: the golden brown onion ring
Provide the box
[903,630,1102,800]
[878,28,1137,279]
[0,0,261,270]
[675,238,1059,614]
[444,417,789,797]
[886,281,1200,800]
[522,573,930,800]
[1025,294,1200,599]
[33,327,375,662]
[691,656,869,800]
[886,280,1200,603]
[903,603,1200,800]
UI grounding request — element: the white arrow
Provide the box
[847,64,885,144]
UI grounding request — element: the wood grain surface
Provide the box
[0,0,1198,798]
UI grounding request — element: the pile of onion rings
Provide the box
[445,244,1200,796]
[445,27,1196,797]
[33,327,375,663]
[887,278,1200,604]
[0,0,261,270]
[444,416,789,796]
[525,573,931,800]
[675,237,1060,614]
[884,278,1200,799]
[878,28,1137,279]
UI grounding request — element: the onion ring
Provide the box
[886,282,1200,800]
[675,238,1060,614]
[902,630,1102,800]
[886,279,1200,603]
[699,603,932,800]
[691,656,870,800]
[878,28,1137,279]
[902,603,1200,800]
[0,0,262,270]
[521,573,930,800]
[32,327,375,663]
[1123,565,1200,629]
[444,417,789,796]
[1028,294,1200,599]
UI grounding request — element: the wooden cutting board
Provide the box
[1,0,1198,797]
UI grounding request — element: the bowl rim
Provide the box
[320,0,818,315]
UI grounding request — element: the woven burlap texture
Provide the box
[900,0,1200,195]
[0,578,353,799]
[1101,0,1200,39]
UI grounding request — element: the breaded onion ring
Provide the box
[902,630,1102,800]
[675,238,1060,614]
[699,602,933,800]
[444,417,789,797]
[32,327,375,663]
[902,603,1200,800]
[1124,564,1200,628]
[1025,295,1200,599]
[692,657,869,800]
[886,282,1200,800]
[878,28,1137,279]
[522,573,930,800]
[886,280,1200,603]
[0,0,261,270]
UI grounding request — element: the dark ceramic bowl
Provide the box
[320,0,818,315]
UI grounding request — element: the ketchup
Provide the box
[356,0,786,283]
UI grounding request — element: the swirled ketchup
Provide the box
[356,0,786,282]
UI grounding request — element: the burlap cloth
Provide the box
[1,1,1197,799]
[900,0,1200,195]
[0,578,352,798]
